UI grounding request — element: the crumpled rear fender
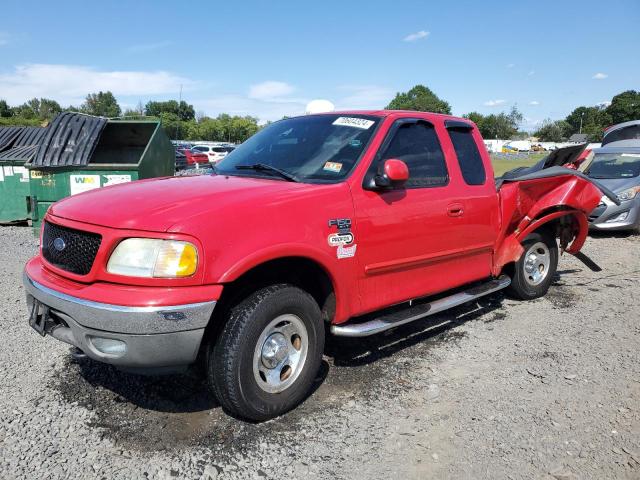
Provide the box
[492,175,602,276]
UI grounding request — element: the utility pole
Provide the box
[175,84,183,140]
[579,112,584,134]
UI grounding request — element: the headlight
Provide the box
[617,187,640,202]
[107,238,198,278]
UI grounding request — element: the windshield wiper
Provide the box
[235,163,299,182]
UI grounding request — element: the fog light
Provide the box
[605,211,629,223]
[89,336,127,356]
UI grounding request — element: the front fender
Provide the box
[493,174,602,275]
[217,243,355,322]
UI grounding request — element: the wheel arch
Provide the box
[494,208,587,276]
[201,253,342,351]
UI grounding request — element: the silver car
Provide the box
[587,145,640,231]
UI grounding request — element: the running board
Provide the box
[330,275,511,337]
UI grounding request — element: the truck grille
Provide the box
[42,221,102,275]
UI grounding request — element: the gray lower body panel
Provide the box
[23,273,216,368]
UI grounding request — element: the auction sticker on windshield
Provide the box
[323,161,343,173]
[332,117,375,129]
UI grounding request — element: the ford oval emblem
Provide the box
[53,237,66,252]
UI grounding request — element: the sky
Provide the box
[1,0,638,130]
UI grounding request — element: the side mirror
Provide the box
[374,159,409,189]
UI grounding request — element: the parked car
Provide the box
[192,144,236,163]
[602,120,640,146]
[586,144,640,231]
[182,148,210,167]
[24,111,608,421]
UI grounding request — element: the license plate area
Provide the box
[29,298,51,337]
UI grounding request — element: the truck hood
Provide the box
[49,174,314,232]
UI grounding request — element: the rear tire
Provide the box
[505,230,558,300]
[208,284,324,421]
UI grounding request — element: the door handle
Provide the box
[447,203,464,217]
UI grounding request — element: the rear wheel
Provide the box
[506,230,558,300]
[208,284,324,421]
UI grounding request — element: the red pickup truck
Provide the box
[24,111,611,421]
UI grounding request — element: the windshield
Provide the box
[588,152,640,179]
[216,114,381,182]
[603,124,640,145]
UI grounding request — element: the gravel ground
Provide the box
[1,225,639,480]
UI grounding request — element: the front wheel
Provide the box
[208,284,324,421]
[505,230,559,300]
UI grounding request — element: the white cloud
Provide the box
[528,70,535,76]
[529,100,540,106]
[195,94,306,123]
[484,99,506,107]
[0,64,192,105]
[592,72,608,80]
[0,32,9,46]
[126,41,172,53]
[597,101,612,107]
[335,85,394,109]
[403,30,429,42]
[248,81,295,100]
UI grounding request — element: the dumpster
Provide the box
[28,112,175,231]
[0,127,46,223]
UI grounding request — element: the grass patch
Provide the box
[491,153,547,177]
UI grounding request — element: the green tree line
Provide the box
[386,84,640,142]
[0,92,260,143]
[532,90,640,142]
[3,86,639,143]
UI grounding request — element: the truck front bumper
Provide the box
[23,273,217,371]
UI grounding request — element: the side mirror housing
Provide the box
[374,159,409,189]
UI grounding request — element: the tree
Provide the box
[145,100,195,121]
[464,106,522,139]
[82,91,121,117]
[606,90,640,125]
[534,119,572,142]
[463,111,484,126]
[9,98,62,120]
[0,99,11,118]
[385,85,451,114]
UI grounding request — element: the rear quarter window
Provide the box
[447,128,486,185]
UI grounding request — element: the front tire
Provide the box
[505,230,558,300]
[208,284,324,421]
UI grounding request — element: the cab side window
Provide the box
[382,122,448,188]
[447,128,486,185]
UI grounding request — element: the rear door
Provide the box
[351,118,496,313]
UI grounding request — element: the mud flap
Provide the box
[572,251,602,272]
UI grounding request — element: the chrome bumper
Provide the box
[23,273,216,369]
